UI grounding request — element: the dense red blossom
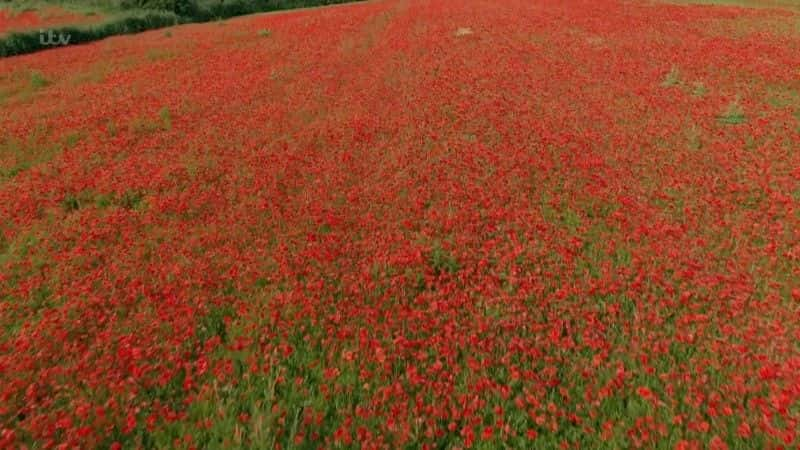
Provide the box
[1,0,799,448]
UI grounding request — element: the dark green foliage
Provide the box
[120,0,197,15]
[118,190,146,210]
[0,11,181,57]
[191,0,360,21]
[196,300,235,344]
[430,243,460,276]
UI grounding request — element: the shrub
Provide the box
[120,0,198,15]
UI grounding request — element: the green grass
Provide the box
[691,82,708,97]
[795,110,800,132]
[0,69,51,104]
[661,66,681,87]
[159,106,172,130]
[0,125,66,180]
[128,107,174,134]
[718,99,746,125]
[429,241,460,276]
[29,71,51,90]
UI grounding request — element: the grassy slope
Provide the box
[1,0,799,448]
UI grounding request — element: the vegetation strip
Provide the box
[0,0,365,57]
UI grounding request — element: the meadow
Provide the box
[0,0,799,448]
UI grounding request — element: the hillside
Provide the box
[1,0,799,447]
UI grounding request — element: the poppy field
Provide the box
[1,0,799,448]
[0,6,102,36]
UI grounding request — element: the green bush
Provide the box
[0,11,181,57]
[193,0,358,20]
